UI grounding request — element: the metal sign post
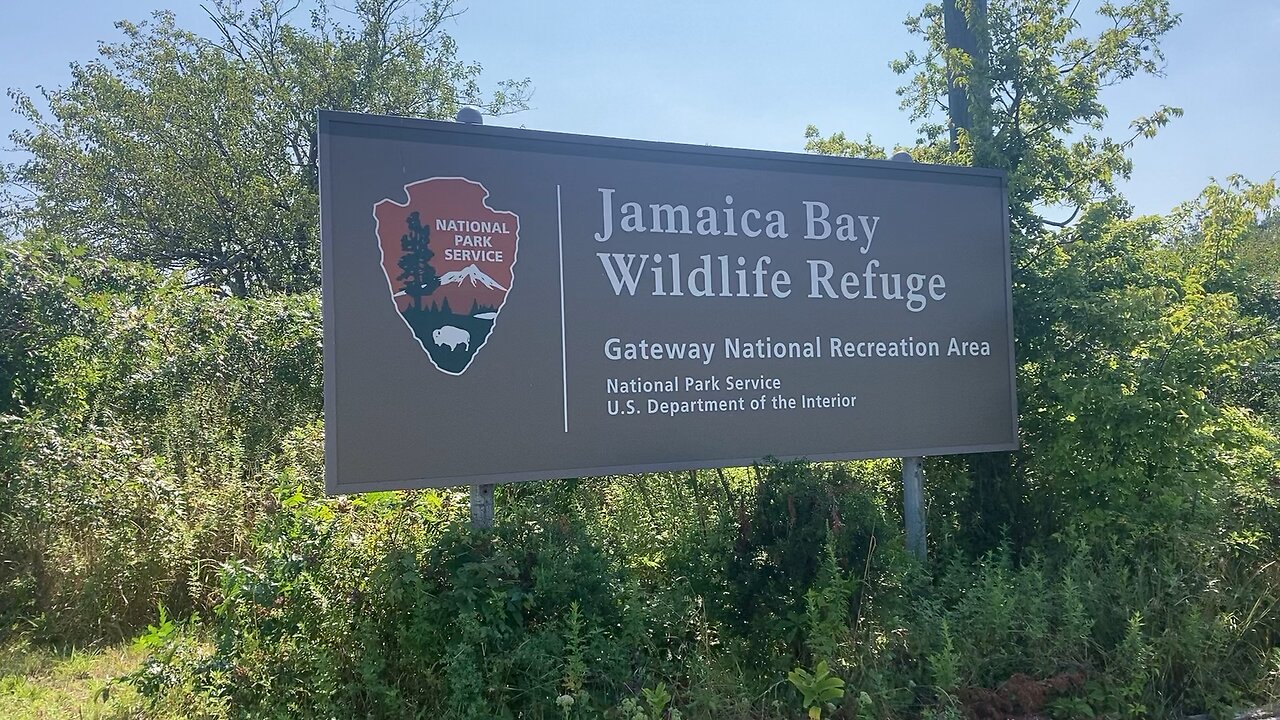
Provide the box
[902,456,926,560]
[470,481,494,529]
[456,107,497,531]
[890,151,926,561]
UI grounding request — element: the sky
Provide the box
[1,1,1276,217]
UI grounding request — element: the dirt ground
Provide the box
[954,670,1087,720]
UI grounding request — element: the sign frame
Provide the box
[319,110,1017,494]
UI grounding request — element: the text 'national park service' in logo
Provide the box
[374,177,519,375]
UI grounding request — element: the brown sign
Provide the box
[319,111,1017,493]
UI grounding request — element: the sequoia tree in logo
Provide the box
[374,177,519,375]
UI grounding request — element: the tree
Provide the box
[397,211,438,312]
[1174,177,1280,419]
[810,0,1180,233]
[3,0,529,297]
[806,1,1280,552]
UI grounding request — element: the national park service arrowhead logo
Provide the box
[374,177,519,375]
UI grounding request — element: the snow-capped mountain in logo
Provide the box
[438,264,508,292]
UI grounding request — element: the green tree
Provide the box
[0,231,162,418]
[3,0,529,297]
[806,1,1280,553]
[888,0,1180,228]
[397,211,438,311]
[810,0,1181,227]
[1172,177,1280,420]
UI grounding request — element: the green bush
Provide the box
[154,488,636,719]
[0,236,322,643]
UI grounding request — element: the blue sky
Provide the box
[2,1,1276,217]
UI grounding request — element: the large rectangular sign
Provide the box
[319,110,1016,493]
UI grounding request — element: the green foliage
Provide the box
[809,2,1280,564]
[889,0,1181,227]
[2,416,189,641]
[0,638,208,720]
[150,492,645,719]
[1183,178,1280,423]
[787,660,845,720]
[0,235,322,642]
[4,0,529,296]
[1007,183,1279,551]
[926,618,960,692]
[617,683,681,720]
[916,541,1280,718]
[1,1,1278,719]
[0,232,157,418]
[802,126,888,159]
[640,682,674,719]
[803,533,858,664]
[717,460,909,666]
[561,601,588,696]
[806,1,1220,562]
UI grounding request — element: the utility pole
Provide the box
[943,0,987,153]
[942,0,1015,551]
[896,0,989,559]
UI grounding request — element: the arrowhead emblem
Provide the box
[373,177,519,375]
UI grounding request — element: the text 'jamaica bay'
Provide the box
[591,188,949,313]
